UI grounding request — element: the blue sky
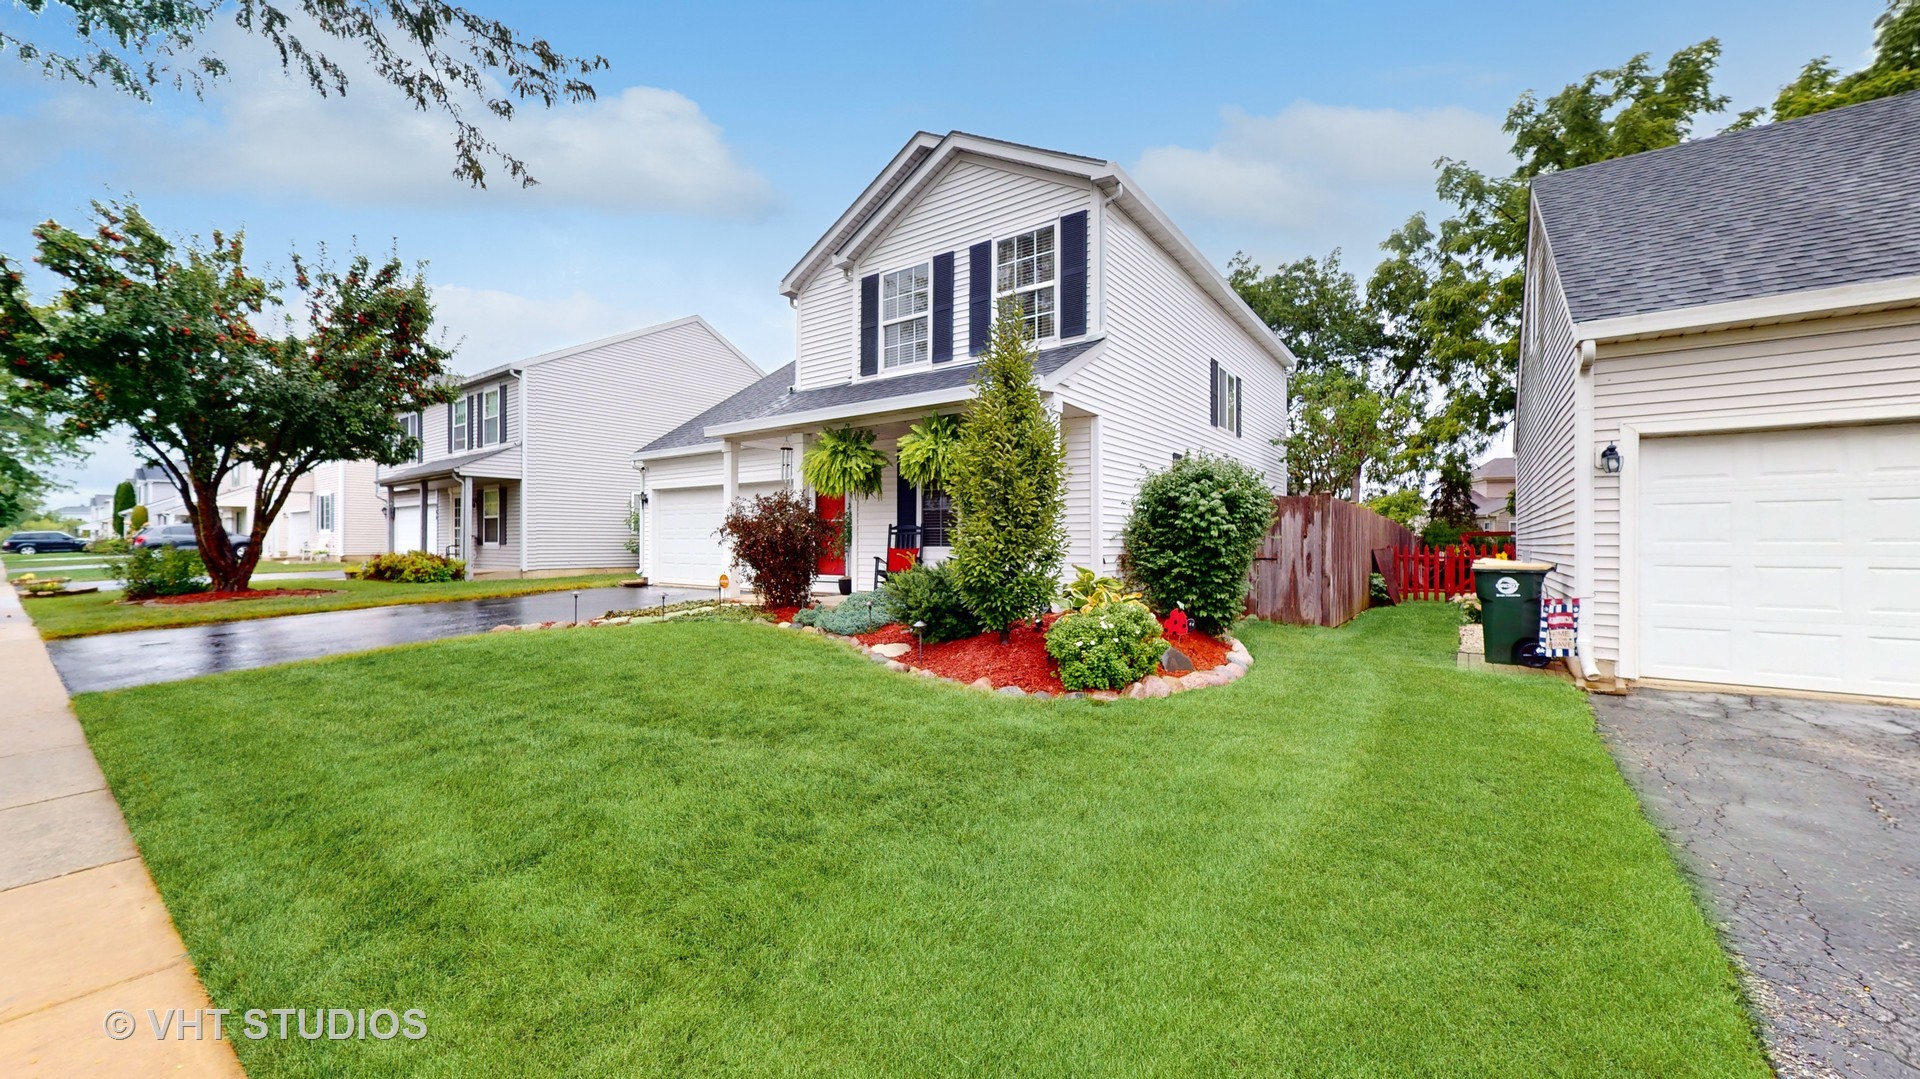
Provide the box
[0,0,1886,506]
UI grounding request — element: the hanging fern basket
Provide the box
[895,413,962,490]
[801,425,888,498]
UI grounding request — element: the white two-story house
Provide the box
[632,131,1293,590]
[375,316,763,577]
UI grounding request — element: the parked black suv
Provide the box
[131,524,252,555]
[1,530,90,555]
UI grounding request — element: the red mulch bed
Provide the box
[148,588,336,605]
[855,618,1232,694]
[765,605,802,624]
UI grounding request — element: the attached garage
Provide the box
[649,486,728,586]
[1635,423,1920,698]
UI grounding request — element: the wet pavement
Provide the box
[49,586,705,693]
[1594,690,1919,1078]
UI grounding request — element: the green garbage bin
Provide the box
[1472,560,1556,667]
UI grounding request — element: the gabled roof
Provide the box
[778,130,1293,371]
[638,362,798,454]
[1533,90,1920,326]
[455,315,762,387]
[633,341,1105,455]
[1471,455,1514,482]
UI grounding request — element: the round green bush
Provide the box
[1044,601,1165,691]
[880,561,983,643]
[1120,453,1275,633]
[792,593,893,635]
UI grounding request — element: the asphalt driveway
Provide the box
[48,586,704,693]
[1594,690,1918,1078]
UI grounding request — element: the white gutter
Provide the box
[1574,272,1920,343]
[703,384,973,440]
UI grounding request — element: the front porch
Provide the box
[376,448,521,579]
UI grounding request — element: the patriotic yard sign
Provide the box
[1539,597,1579,658]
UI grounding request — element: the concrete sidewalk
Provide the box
[0,580,243,1076]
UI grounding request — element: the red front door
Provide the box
[815,494,846,576]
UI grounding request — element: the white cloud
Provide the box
[0,29,775,216]
[1132,101,1513,260]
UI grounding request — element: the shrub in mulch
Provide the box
[148,588,336,605]
[856,617,1232,695]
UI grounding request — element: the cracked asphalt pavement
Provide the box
[1594,690,1918,1077]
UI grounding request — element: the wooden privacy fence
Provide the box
[1245,495,1416,627]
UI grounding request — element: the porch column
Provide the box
[418,481,429,553]
[720,441,738,597]
[460,475,473,581]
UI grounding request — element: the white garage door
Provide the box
[651,486,727,586]
[391,504,438,555]
[1638,422,1920,697]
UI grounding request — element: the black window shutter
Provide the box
[500,486,508,544]
[859,273,880,377]
[475,489,485,545]
[1059,210,1088,338]
[1234,377,1243,437]
[499,382,510,441]
[895,469,917,536]
[931,252,955,363]
[446,403,454,452]
[968,241,991,354]
[467,394,478,447]
[1209,360,1219,427]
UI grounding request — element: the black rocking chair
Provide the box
[872,524,924,590]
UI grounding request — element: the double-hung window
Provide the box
[452,398,469,451]
[482,487,501,544]
[920,487,954,547]
[995,225,1056,340]
[880,262,931,369]
[399,413,423,461]
[1211,362,1243,437]
[482,389,501,445]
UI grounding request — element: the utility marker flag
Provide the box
[1539,597,1579,657]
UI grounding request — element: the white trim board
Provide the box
[1575,273,1920,345]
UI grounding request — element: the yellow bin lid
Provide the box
[1472,559,1555,572]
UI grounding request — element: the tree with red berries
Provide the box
[0,200,455,592]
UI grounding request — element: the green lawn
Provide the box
[23,573,627,638]
[73,604,1767,1077]
[7,558,347,583]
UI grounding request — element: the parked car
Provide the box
[130,524,251,556]
[2,530,89,555]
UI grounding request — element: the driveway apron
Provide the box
[1595,690,1918,1078]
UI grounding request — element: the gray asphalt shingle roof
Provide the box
[1532,90,1920,324]
[638,339,1102,453]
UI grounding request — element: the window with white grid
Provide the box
[995,225,1056,340]
[880,262,931,369]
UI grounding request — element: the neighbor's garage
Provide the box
[1637,422,1920,698]
[647,481,787,587]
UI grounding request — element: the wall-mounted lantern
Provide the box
[1599,442,1622,475]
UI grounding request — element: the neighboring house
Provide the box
[83,493,114,538]
[129,466,186,528]
[1514,90,1920,701]
[1470,456,1515,531]
[375,317,763,577]
[632,131,1293,590]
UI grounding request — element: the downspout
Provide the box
[1572,339,1602,681]
[514,367,528,575]
[630,460,647,575]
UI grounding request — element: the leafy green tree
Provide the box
[1375,40,1738,464]
[1227,251,1383,375]
[111,479,135,536]
[0,200,454,591]
[1,377,83,527]
[128,504,148,533]
[1426,456,1480,537]
[949,299,1067,643]
[1366,489,1425,528]
[1,1,606,187]
[1772,1,1920,119]
[1283,368,1419,499]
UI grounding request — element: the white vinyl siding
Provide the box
[1514,217,1580,608]
[522,319,762,572]
[1061,205,1286,571]
[1589,307,1920,666]
[788,156,1093,388]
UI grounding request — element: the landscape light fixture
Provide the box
[572,590,580,624]
[1599,442,1622,475]
[912,620,926,663]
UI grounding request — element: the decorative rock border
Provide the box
[778,621,1252,701]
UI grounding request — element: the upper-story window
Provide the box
[452,398,470,451]
[399,412,423,462]
[880,263,931,369]
[996,225,1056,340]
[482,389,501,445]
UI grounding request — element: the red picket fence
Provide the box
[1386,539,1517,601]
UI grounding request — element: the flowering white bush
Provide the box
[1044,600,1165,690]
